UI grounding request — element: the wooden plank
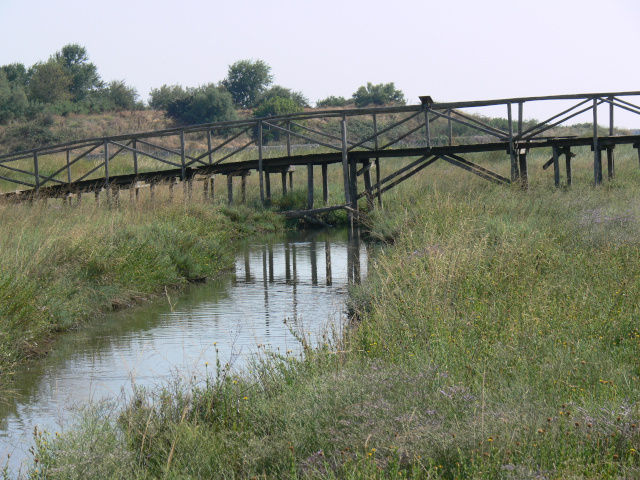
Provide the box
[227,175,233,205]
[347,110,423,151]
[565,148,572,186]
[518,98,592,139]
[262,121,341,151]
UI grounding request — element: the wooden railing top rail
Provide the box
[424,91,640,109]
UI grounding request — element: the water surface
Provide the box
[0,228,369,473]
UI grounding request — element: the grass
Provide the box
[13,145,640,478]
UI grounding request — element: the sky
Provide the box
[1,0,640,126]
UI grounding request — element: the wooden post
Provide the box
[307,164,314,209]
[258,121,264,204]
[607,96,615,179]
[424,105,431,148]
[322,164,328,204]
[265,167,271,201]
[227,175,233,205]
[508,102,518,181]
[33,152,40,192]
[635,144,640,171]
[169,180,174,202]
[104,140,111,206]
[373,113,381,208]
[349,158,358,211]
[593,98,602,185]
[210,176,214,201]
[447,108,453,146]
[552,146,560,187]
[207,130,213,165]
[518,102,523,137]
[286,120,291,157]
[66,150,71,183]
[150,183,155,202]
[363,159,373,210]
[565,148,572,186]
[132,138,138,175]
[180,131,186,182]
[281,171,287,195]
[95,189,100,205]
[341,116,351,209]
[518,149,528,188]
[204,176,209,199]
[289,170,294,190]
[241,173,247,203]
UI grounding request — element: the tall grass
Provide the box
[20,145,640,478]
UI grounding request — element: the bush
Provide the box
[352,82,405,108]
[148,84,188,111]
[252,96,303,142]
[316,95,351,108]
[166,84,237,125]
[257,85,308,108]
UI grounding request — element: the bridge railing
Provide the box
[1,91,640,195]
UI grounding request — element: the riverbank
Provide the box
[0,190,285,379]
[19,147,640,478]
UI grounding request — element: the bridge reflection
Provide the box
[235,228,367,325]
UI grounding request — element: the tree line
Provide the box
[0,45,406,128]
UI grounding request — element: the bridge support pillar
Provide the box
[322,164,328,204]
[552,146,560,187]
[265,168,271,202]
[362,159,374,211]
[307,164,314,210]
[564,148,573,186]
[606,146,615,180]
[349,158,358,212]
[634,143,640,171]
[227,175,233,205]
[518,149,529,188]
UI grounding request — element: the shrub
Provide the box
[166,84,237,125]
[221,59,273,108]
[252,96,303,142]
[352,82,405,108]
[316,95,351,108]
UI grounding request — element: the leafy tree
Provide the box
[166,84,237,125]
[54,44,102,101]
[253,96,303,142]
[258,85,308,108]
[103,80,140,110]
[148,84,188,111]
[316,95,351,108]
[0,71,28,124]
[221,59,273,108]
[352,82,405,108]
[28,60,72,105]
[1,63,29,87]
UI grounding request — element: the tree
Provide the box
[221,59,273,108]
[166,84,237,125]
[104,80,140,110]
[54,44,102,101]
[258,85,308,108]
[28,60,72,104]
[0,71,28,124]
[352,82,405,108]
[1,63,29,87]
[149,84,188,111]
[253,96,303,142]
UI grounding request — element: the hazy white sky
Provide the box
[1,0,640,126]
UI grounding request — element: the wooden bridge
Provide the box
[1,91,640,219]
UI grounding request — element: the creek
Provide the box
[0,227,371,475]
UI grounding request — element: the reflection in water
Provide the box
[0,228,369,473]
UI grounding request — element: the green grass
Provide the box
[17,145,640,478]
